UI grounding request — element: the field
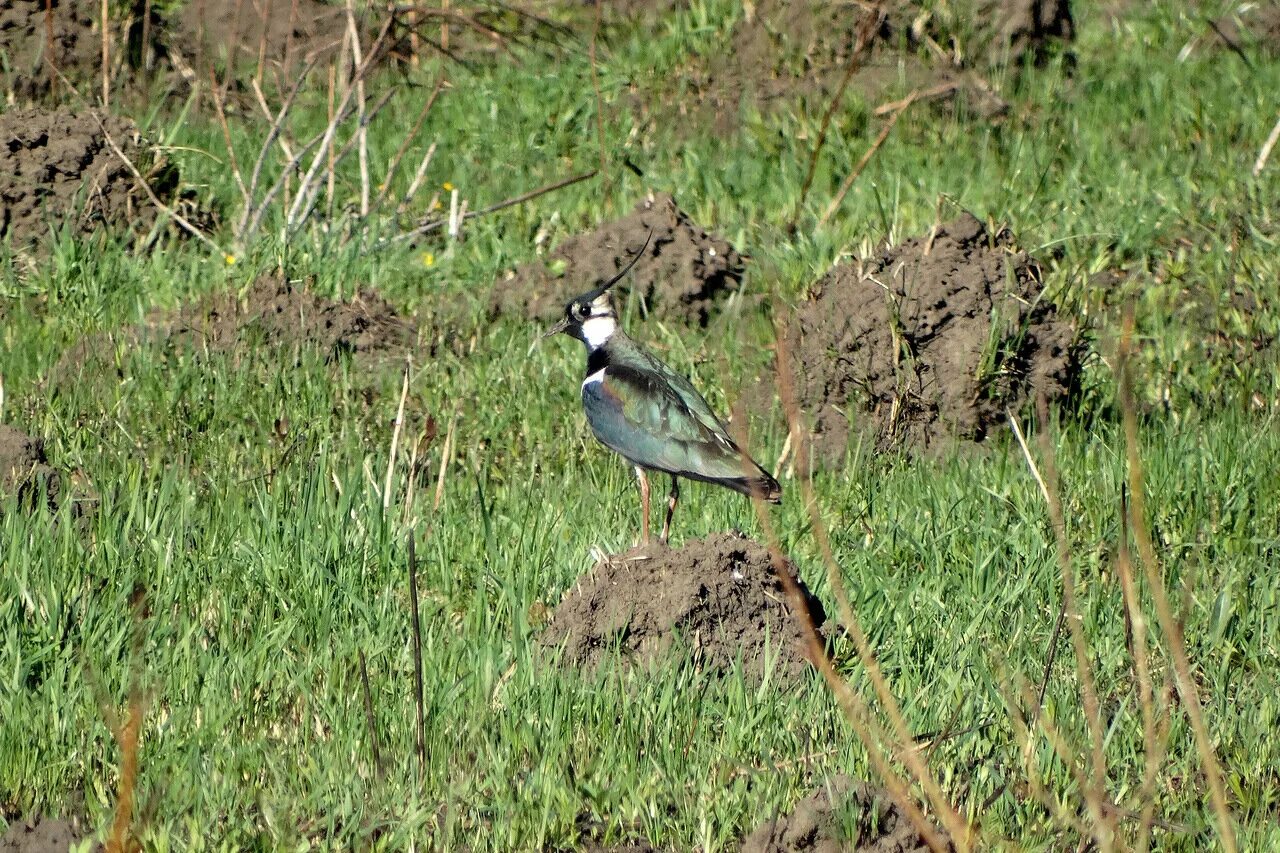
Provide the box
[2,0,1279,850]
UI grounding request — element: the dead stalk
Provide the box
[1117,306,1236,851]
[589,0,608,196]
[793,4,884,227]
[346,0,371,218]
[392,169,598,244]
[384,357,412,510]
[742,473,955,853]
[407,534,427,782]
[770,318,974,849]
[1254,112,1280,177]
[1116,490,1161,853]
[100,0,110,107]
[371,79,446,217]
[399,142,440,217]
[208,75,252,210]
[433,413,457,511]
[1026,402,1114,850]
[820,92,916,227]
[358,649,385,777]
[69,93,225,254]
[285,17,393,229]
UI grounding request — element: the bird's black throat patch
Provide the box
[585,347,610,377]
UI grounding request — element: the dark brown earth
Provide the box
[0,107,199,254]
[493,193,744,326]
[760,212,1081,465]
[57,274,416,381]
[0,0,102,103]
[739,776,933,853]
[1212,3,1280,54]
[0,424,96,520]
[541,531,826,683]
[153,274,416,361]
[678,0,1073,128]
[173,0,375,82]
[0,815,93,853]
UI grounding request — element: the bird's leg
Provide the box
[660,476,680,544]
[634,466,651,544]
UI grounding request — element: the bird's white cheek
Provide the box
[581,316,616,349]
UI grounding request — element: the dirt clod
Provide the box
[542,531,826,683]
[0,815,92,853]
[492,193,744,326]
[688,0,1074,128]
[0,425,95,520]
[154,274,416,361]
[173,0,375,79]
[0,107,196,254]
[739,776,933,852]
[1212,3,1280,54]
[0,0,100,103]
[767,212,1080,464]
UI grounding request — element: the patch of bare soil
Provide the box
[57,274,416,382]
[0,0,101,103]
[541,531,826,684]
[0,815,92,853]
[684,0,1073,128]
[155,274,416,360]
[1212,3,1280,54]
[0,107,202,255]
[492,193,743,326]
[761,212,1081,464]
[739,776,933,852]
[172,0,372,82]
[0,424,96,520]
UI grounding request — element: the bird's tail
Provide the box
[717,467,781,504]
[750,471,783,504]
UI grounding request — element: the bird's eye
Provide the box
[572,303,588,321]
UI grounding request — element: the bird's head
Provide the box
[543,228,653,350]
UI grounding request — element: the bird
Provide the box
[544,230,781,544]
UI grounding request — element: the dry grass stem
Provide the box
[1117,306,1237,851]
[1028,402,1114,850]
[793,4,884,226]
[384,357,412,510]
[820,92,917,226]
[770,317,973,849]
[433,413,457,511]
[1254,112,1280,177]
[1115,491,1162,852]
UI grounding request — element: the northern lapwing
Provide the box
[544,231,781,544]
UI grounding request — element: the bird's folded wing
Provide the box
[584,364,748,480]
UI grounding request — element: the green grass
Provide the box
[3,1,1280,848]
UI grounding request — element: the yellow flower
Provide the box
[224,254,237,266]
[421,252,435,268]
[442,181,455,192]
[431,198,443,211]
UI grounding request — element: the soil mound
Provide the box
[0,815,91,853]
[172,0,374,80]
[152,274,416,361]
[0,424,95,519]
[768,212,1080,464]
[739,776,933,852]
[1213,4,1280,54]
[541,532,826,683]
[0,107,197,254]
[0,0,100,103]
[692,0,1073,125]
[53,275,417,391]
[492,193,744,326]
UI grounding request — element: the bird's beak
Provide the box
[542,317,569,338]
